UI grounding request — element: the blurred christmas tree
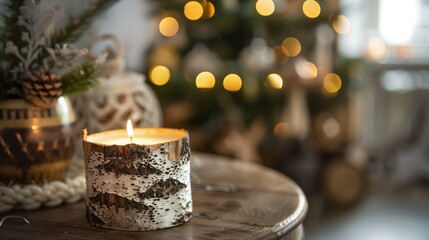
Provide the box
[144,0,356,170]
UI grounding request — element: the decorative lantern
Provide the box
[82,34,162,134]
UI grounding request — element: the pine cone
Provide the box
[22,71,63,107]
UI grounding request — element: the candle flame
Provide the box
[127,119,134,142]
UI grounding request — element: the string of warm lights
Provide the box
[266,74,283,90]
[322,73,342,96]
[282,37,301,57]
[303,0,321,18]
[159,17,179,37]
[256,0,275,16]
[150,0,351,97]
[184,1,215,20]
[149,65,171,86]
[195,71,215,89]
[223,74,243,92]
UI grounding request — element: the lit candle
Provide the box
[86,127,187,145]
[82,121,192,231]
[127,119,133,143]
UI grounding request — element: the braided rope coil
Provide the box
[0,157,86,212]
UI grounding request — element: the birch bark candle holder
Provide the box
[82,121,192,231]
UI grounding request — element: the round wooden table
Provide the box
[0,153,307,240]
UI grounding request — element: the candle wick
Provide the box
[130,136,133,143]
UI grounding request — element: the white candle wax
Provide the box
[85,128,187,146]
[96,137,163,145]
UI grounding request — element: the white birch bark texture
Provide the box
[82,130,192,231]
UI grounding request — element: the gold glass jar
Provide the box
[0,96,76,184]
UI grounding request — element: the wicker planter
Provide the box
[0,96,77,184]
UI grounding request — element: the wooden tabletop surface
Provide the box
[0,153,307,240]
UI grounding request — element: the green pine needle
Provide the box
[61,61,98,95]
[0,0,118,99]
[0,0,26,99]
[0,0,26,69]
[50,0,119,45]
[33,0,119,75]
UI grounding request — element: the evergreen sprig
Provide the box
[50,0,119,45]
[0,0,26,98]
[61,61,98,95]
[0,0,119,99]
[0,0,26,68]
[34,0,119,72]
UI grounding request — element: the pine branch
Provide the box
[32,0,119,71]
[0,0,118,99]
[61,61,98,95]
[50,0,119,45]
[0,0,26,69]
[0,0,26,98]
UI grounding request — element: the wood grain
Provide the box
[0,153,307,240]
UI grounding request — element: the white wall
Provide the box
[37,0,156,71]
[88,0,156,71]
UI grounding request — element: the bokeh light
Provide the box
[223,74,242,92]
[159,17,179,37]
[315,112,341,140]
[302,0,321,19]
[394,45,415,59]
[274,122,290,138]
[282,37,301,57]
[323,73,342,94]
[322,116,341,139]
[195,71,216,89]
[256,0,275,16]
[203,1,215,19]
[295,60,318,79]
[332,15,351,34]
[365,36,386,60]
[266,73,283,89]
[184,1,204,20]
[149,65,171,86]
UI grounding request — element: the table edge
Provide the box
[194,152,308,238]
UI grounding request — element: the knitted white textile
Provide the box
[0,157,86,212]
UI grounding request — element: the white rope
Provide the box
[0,157,86,212]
